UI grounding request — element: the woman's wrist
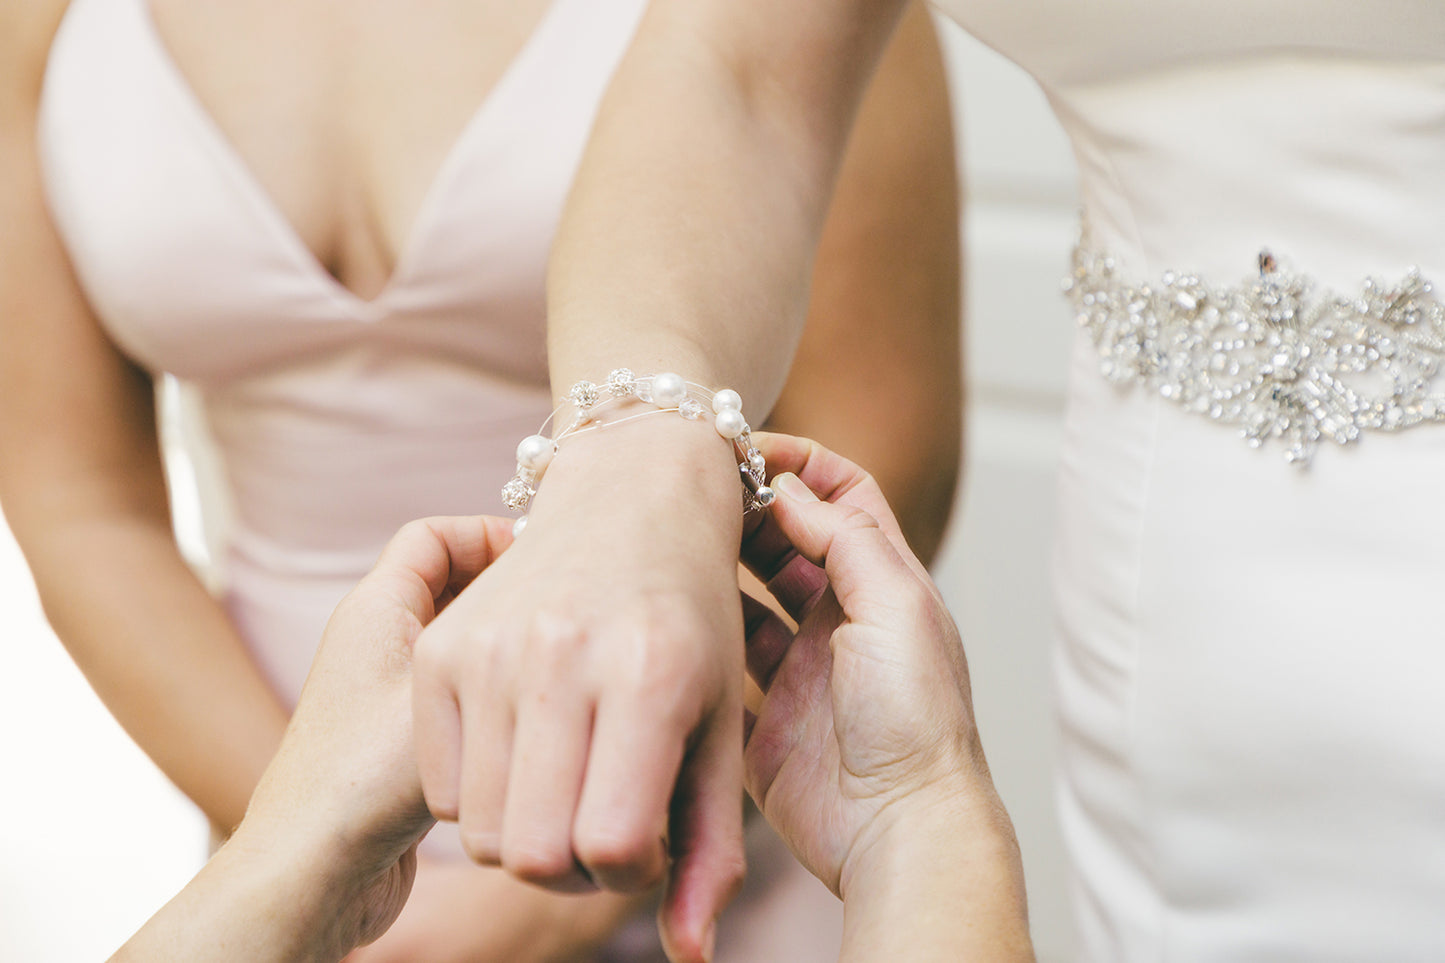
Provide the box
[839,782,1032,961]
[222,824,375,959]
[524,407,748,551]
[113,827,371,963]
[517,369,772,518]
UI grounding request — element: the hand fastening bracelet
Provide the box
[503,368,773,535]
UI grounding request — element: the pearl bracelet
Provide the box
[503,369,773,535]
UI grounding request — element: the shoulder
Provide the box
[0,0,71,120]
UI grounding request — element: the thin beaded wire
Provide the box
[503,369,772,535]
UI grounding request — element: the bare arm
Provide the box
[548,0,911,401]
[767,3,962,564]
[0,0,288,832]
[411,3,919,959]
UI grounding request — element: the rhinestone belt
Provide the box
[1065,230,1445,464]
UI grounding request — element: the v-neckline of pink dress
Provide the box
[132,0,570,320]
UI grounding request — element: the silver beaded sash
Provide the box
[1065,230,1445,464]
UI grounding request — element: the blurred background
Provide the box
[0,15,1080,961]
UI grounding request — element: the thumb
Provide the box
[768,473,928,619]
[368,515,515,623]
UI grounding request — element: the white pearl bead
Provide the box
[515,434,555,472]
[712,389,742,413]
[651,372,688,407]
[512,515,529,538]
[714,408,747,439]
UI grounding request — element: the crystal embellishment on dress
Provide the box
[1065,229,1445,464]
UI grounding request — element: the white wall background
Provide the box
[0,15,1081,961]
[933,17,1080,960]
[0,387,212,960]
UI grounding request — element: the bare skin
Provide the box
[2,0,957,959]
[455,1,958,958]
[116,443,1030,962]
[0,0,289,842]
[740,436,1031,962]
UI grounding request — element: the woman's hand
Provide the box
[412,415,748,963]
[243,515,516,954]
[737,434,993,897]
[737,436,1030,963]
[112,515,516,963]
[739,435,1031,959]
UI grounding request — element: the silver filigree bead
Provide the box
[502,474,536,512]
[606,368,637,397]
[569,380,601,409]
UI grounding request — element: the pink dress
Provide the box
[37,0,842,958]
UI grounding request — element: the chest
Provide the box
[41,0,646,383]
[145,0,555,299]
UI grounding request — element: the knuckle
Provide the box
[835,503,882,532]
[410,621,454,666]
[832,521,889,566]
[394,517,432,542]
[613,651,705,728]
[422,781,459,822]
[525,613,589,672]
[502,835,576,884]
[528,612,586,649]
[620,636,689,697]
[459,828,501,865]
[574,823,655,874]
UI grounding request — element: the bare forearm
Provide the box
[765,3,962,564]
[841,801,1033,962]
[1,0,287,830]
[18,512,288,830]
[548,0,910,411]
[112,830,357,963]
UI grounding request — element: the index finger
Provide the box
[742,433,924,583]
[766,475,933,624]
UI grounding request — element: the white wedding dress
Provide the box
[930,1,1445,958]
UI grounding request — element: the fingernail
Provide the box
[773,472,817,502]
